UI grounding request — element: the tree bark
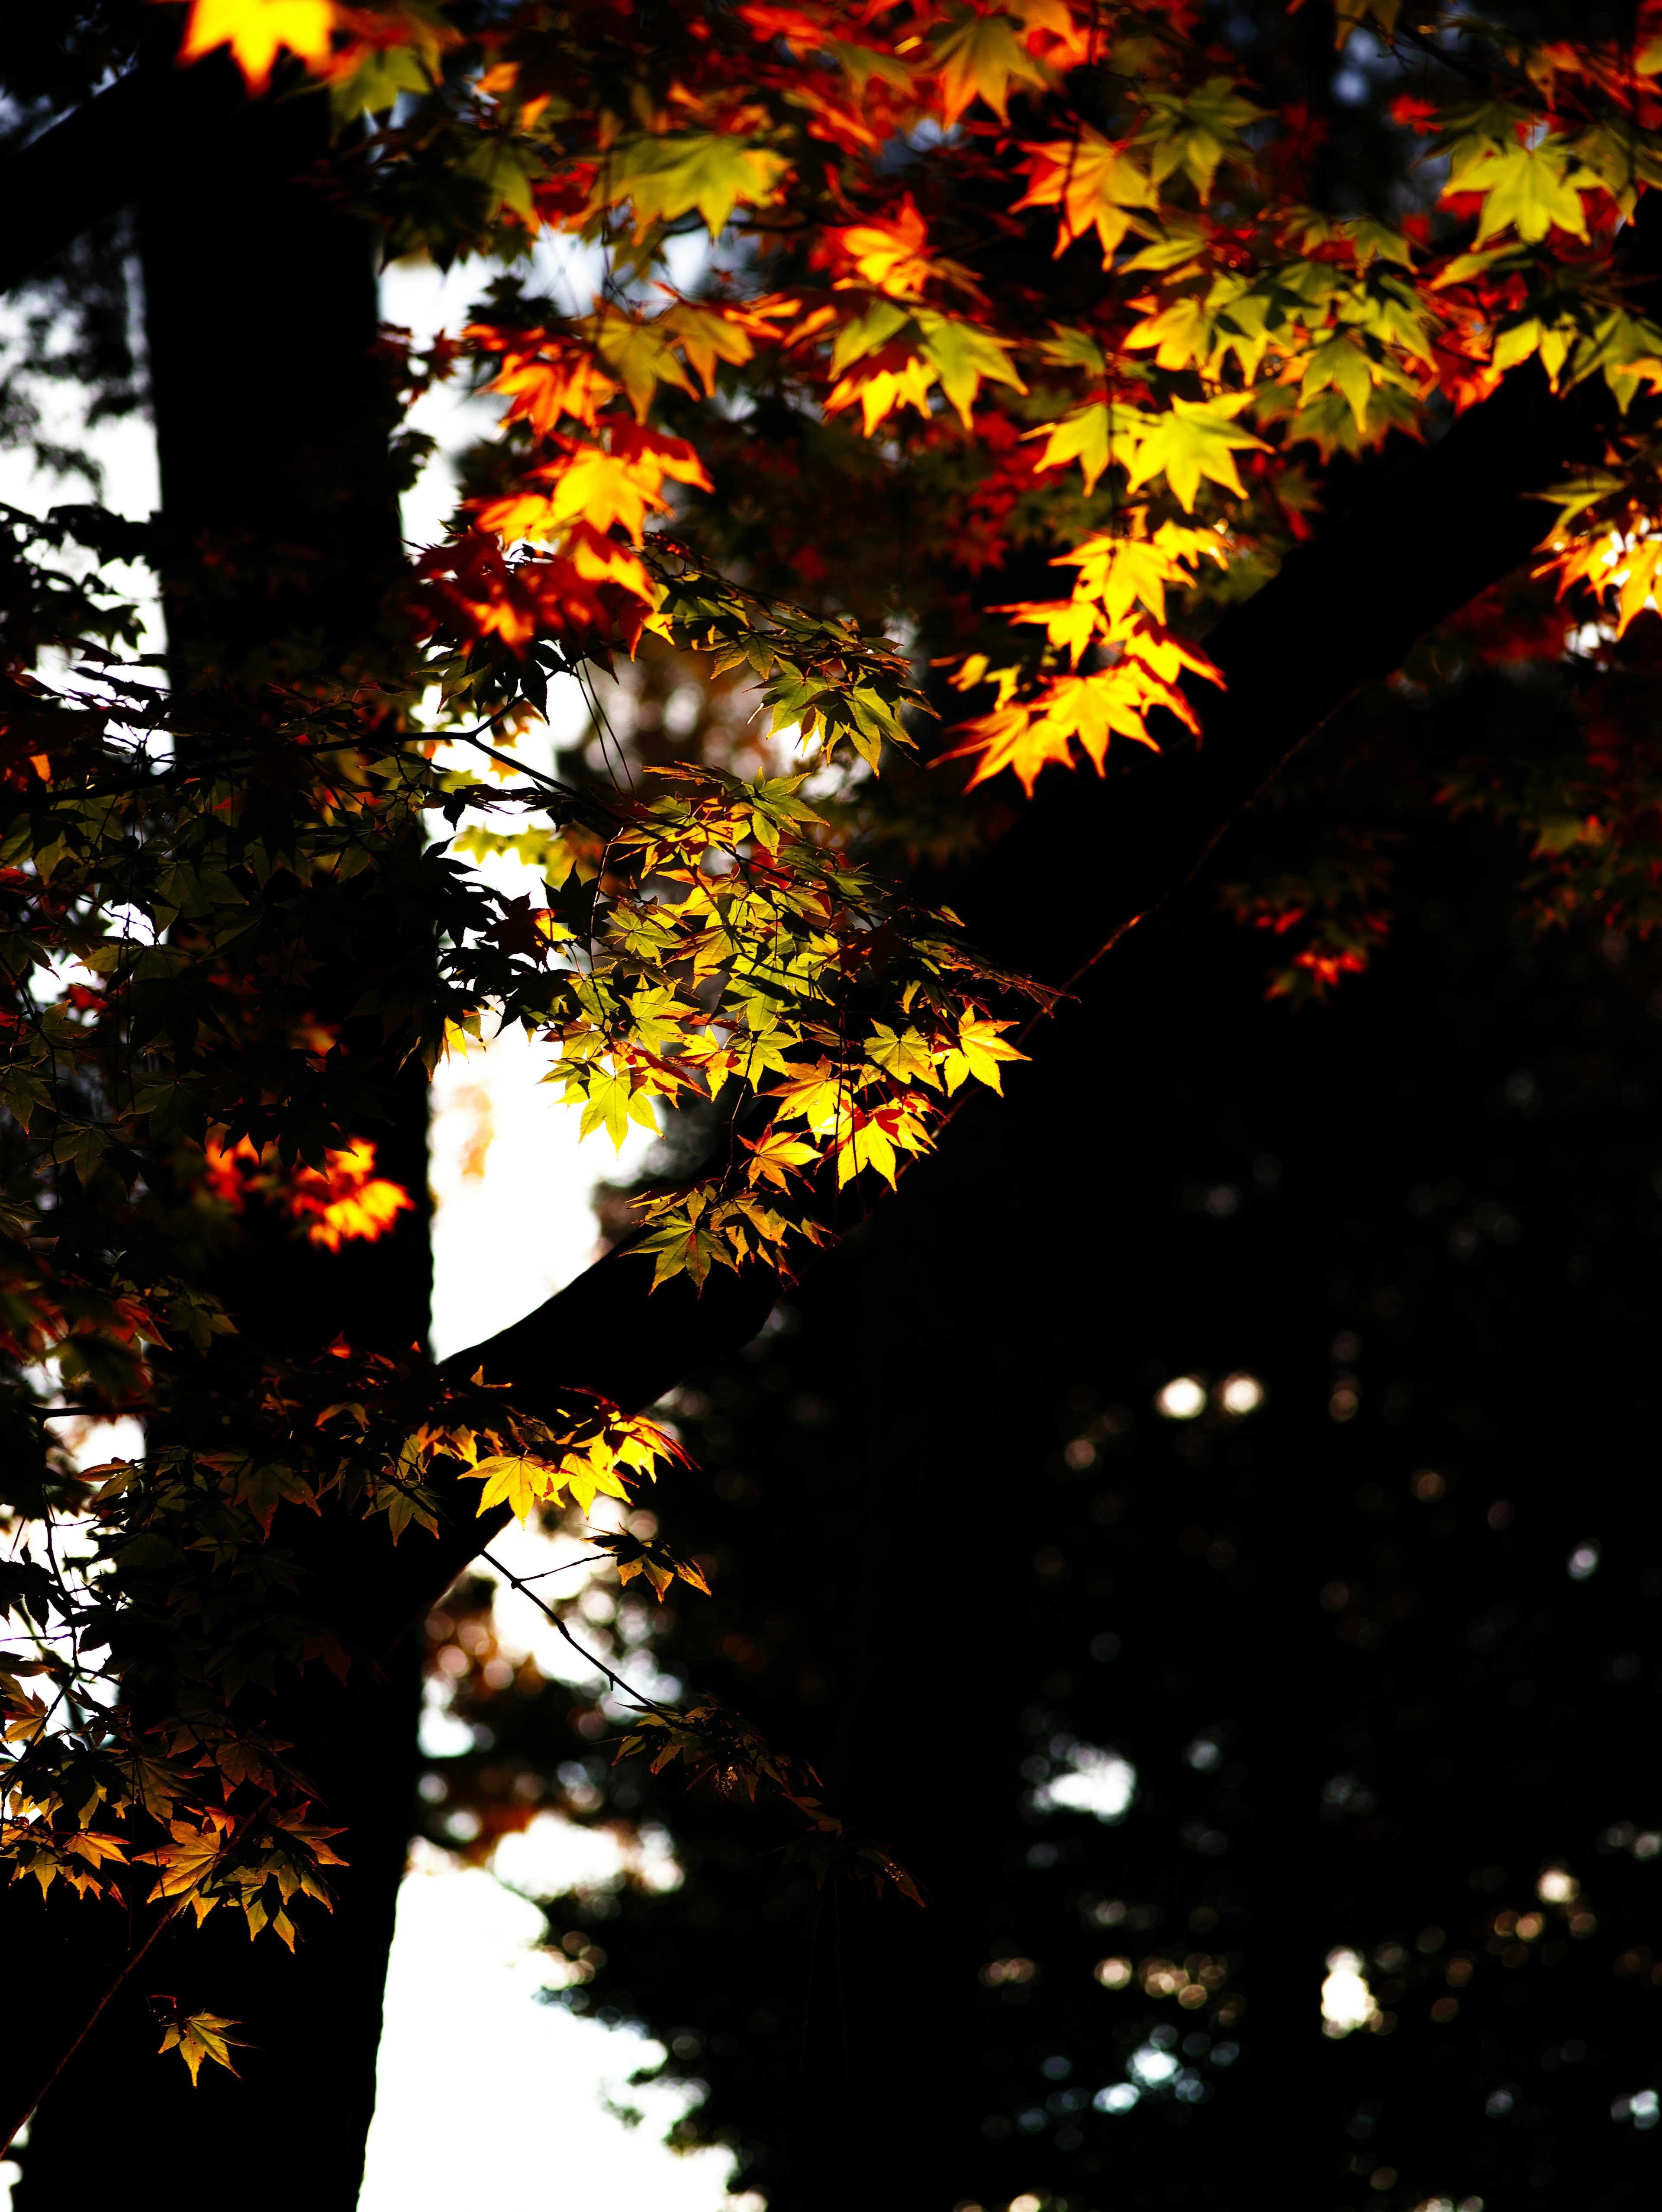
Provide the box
[0,52,249,299]
[9,65,429,2212]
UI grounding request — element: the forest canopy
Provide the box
[6,0,1662,2203]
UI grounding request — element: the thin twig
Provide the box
[0,1898,185,2155]
[477,1544,675,1717]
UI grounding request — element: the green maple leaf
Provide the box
[930,8,1048,124]
[1446,138,1591,244]
[1298,335,1378,431]
[1138,76,1268,200]
[915,313,1027,425]
[1124,394,1269,511]
[611,134,788,238]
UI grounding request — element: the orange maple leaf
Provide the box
[470,328,622,436]
[1011,127,1158,258]
[819,195,980,300]
[474,424,712,543]
[822,342,936,436]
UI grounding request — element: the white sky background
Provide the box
[0,245,754,2211]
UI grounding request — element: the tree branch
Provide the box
[358,357,1618,1646]
[0,54,251,297]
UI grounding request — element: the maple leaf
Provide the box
[823,196,979,299]
[574,1064,661,1149]
[1610,536,1662,637]
[995,595,1102,667]
[931,6,1050,126]
[823,342,937,436]
[833,1100,933,1187]
[110,1752,189,1822]
[148,1815,235,1919]
[636,1206,738,1290]
[173,0,334,93]
[472,329,622,436]
[1011,126,1158,257]
[1135,76,1268,203]
[467,1451,565,1520]
[941,1012,1028,1094]
[1055,524,1227,627]
[283,1141,414,1251]
[767,1060,844,1131]
[661,301,764,394]
[560,1446,636,1519]
[915,314,1027,428]
[589,1529,712,1601]
[606,134,790,239]
[1122,394,1269,512]
[863,1020,939,1087]
[1024,402,1118,496]
[1298,334,1385,433]
[743,1125,821,1190]
[467,1435,635,1521]
[62,1830,130,1871]
[942,642,1219,794]
[1444,136,1591,245]
[588,314,701,421]
[157,2008,249,2087]
[1121,294,1216,373]
[478,427,712,545]
[229,1460,319,1537]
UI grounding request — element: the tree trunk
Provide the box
[11,61,428,2212]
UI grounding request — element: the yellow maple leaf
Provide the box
[823,348,937,436]
[62,1830,130,1870]
[863,1020,940,1087]
[605,134,790,240]
[994,596,1103,667]
[942,637,1221,794]
[174,0,336,93]
[1611,535,1662,637]
[158,2009,249,2087]
[743,1125,822,1189]
[833,1102,933,1187]
[941,1013,1028,1095]
[478,432,712,545]
[560,1447,633,1519]
[468,1452,564,1520]
[1052,530,1221,629]
[767,1060,844,1132]
[148,1813,234,1921]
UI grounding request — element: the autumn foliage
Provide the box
[9,0,1662,2103]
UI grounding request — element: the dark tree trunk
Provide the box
[11,64,429,2212]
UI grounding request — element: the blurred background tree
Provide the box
[426,653,1662,2212]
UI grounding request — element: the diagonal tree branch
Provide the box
[2,57,1638,1646]
[0,52,251,297]
[359,356,1619,1650]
